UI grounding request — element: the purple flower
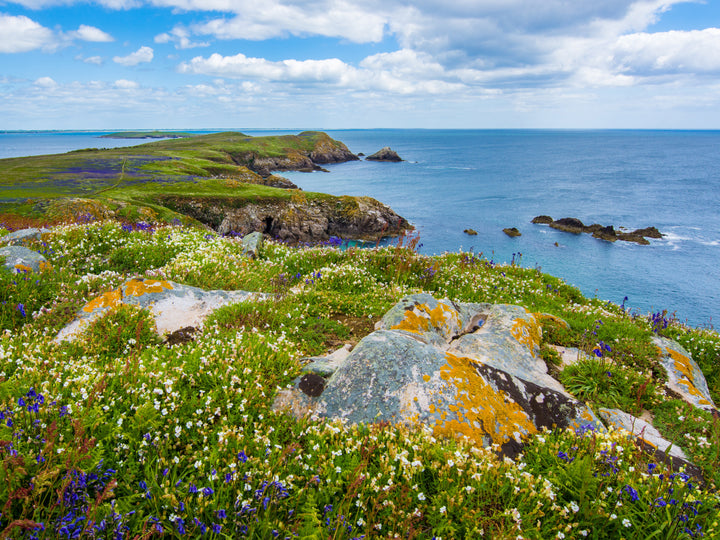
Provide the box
[16,303,26,317]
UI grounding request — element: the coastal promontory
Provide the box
[0,131,407,243]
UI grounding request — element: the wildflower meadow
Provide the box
[0,220,718,539]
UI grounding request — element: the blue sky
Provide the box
[1,0,720,129]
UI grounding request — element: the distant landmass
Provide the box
[100,131,197,139]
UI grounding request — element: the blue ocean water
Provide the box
[2,129,718,327]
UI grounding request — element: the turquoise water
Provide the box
[2,129,719,327]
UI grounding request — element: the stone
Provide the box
[0,227,50,246]
[549,217,587,234]
[366,147,403,162]
[274,294,603,456]
[591,225,617,242]
[598,408,703,478]
[0,245,51,273]
[503,227,521,237]
[653,336,717,413]
[599,408,689,460]
[531,215,553,224]
[632,226,663,239]
[241,231,264,259]
[464,229,478,235]
[56,278,266,342]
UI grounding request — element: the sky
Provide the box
[1,0,720,129]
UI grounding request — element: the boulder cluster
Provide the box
[532,216,663,245]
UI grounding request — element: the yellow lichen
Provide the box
[124,279,174,297]
[83,290,122,313]
[667,348,710,404]
[390,303,459,337]
[433,353,536,446]
[510,316,541,354]
[82,279,174,313]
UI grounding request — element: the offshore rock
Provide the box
[549,217,587,234]
[366,147,403,162]
[464,228,478,235]
[0,245,50,273]
[167,194,411,244]
[536,216,662,245]
[503,227,521,237]
[531,215,553,224]
[274,294,603,456]
[57,278,265,342]
[653,336,717,413]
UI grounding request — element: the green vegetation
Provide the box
[1,220,718,538]
[0,131,349,224]
[100,131,197,139]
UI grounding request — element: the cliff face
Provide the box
[160,193,410,243]
[230,131,359,177]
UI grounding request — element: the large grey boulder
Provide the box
[241,231,264,259]
[274,294,603,455]
[57,278,265,342]
[0,245,50,273]
[0,227,50,246]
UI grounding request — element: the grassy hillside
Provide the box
[0,131,355,225]
[0,220,718,539]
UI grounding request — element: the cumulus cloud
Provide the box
[114,79,140,89]
[34,76,57,87]
[0,13,54,53]
[179,51,467,95]
[113,46,154,66]
[155,26,208,49]
[69,24,114,42]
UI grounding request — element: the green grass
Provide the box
[0,131,351,222]
[1,219,718,539]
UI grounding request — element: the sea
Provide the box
[1,129,719,328]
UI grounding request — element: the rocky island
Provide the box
[532,215,663,244]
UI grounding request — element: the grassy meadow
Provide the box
[0,219,718,539]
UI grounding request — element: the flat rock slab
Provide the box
[274,293,603,454]
[0,245,50,273]
[599,408,688,460]
[653,336,717,413]
[0,228,50,246]
[57,278,265,341]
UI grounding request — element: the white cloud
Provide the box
[0,14,54,53]
[34,76,57,87]
[81,55,104,64]
[113,46,154,66]
[114,79,140,89]
[70,24,114,42]
[155,26,209,49]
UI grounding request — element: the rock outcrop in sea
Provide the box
[532,216,663,245]
[366,147,403,162]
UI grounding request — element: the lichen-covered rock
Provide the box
[0,228,50,246]
[598,408,703,477]
[0,245,51,273]
[57,278,265,342]
[653,336,717,413]
[241,231,264,259]
[274,294,603,455]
